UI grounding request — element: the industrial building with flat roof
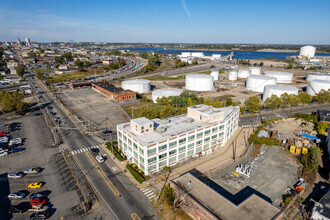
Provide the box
[170,169,282,220]
[91,82,136,102]
[117,104,239,175]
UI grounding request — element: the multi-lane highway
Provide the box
[26,75,157,219]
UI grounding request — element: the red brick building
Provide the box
[70,81,91,89]
[91,82,136,102]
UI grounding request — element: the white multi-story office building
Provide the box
[117,104,239,175]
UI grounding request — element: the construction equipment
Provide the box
[296,147,301,155]
[302,147,308,155]
[295,178,309,193]
[290,145,296,153]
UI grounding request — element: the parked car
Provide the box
[0,132,7,136]
[96,155,104,163]
[30,198,46,206]
[28,182,43,189]
[28,205,49,213]
[8,172,24,179]
[24,167,41,174]
[7,202,31,214]
[8,192,26,200]
[30,211,49,219]
[10,148,24,153]
[0,150,8,157]
[30,192,47,199]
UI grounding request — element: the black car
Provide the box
[91,148,100,154]
[7,202,30,214]
[10,148,25,153]
[30,211,49,220]
[30,192,47,199]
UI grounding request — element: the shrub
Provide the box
[126,164,144,184]
[248,134,280,146]
[132,163,137,169]
[105,142,125,161]
[138,169,143,174]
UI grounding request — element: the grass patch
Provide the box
[122,103,167,118]
[34,68,52,73]
[126,164,145,184]
[105,141,126,161]
[145,75,185,81]
[290,113,318,123]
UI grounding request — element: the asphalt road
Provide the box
[26,75,157,219]
[239,104,330,126]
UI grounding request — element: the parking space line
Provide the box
[85,152,119,196]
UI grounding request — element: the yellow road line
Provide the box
[131,213,141,220]
[86,152,120,196]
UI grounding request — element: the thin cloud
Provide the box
[150,0,160,19]
[181,0,192,25]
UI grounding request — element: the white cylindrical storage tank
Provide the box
[152,89,183,103]
[263,85,299,102]
[237,69,251,78]
[299,46,316,58]
[246,75,277,93]
[212,54,221,59]
[306,73,330,81]
[191,52,204,58]
[122,79,151,94]
[249,67,261,75]
[181,52,191,57]
[228,71,238,81]
[186,74,214,91]
[306,80,330,95]
[264,71,293,84]
[210,71,219,81]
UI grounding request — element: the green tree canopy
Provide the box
[0,92,28,112]
[298,92,312,104]
[301,147,319,171]
[313,89,330,103]
[15,64,25,77]
[264,94,282,109]
[245,96,261,112]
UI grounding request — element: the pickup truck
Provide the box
[28,205,49,213]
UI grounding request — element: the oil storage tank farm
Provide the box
[299,46,316,58]
[306,80,330,95]
[237,69,251,78]
[246,75,277,93]
[186,74,214,91]
[249,67,261,75]
[306,73,330,81]
[122,79,151,93]
[263,85,299,102]
[210,70,219,80]
[264,71,293,84]
[228,70,238,80]
[152,89,183,103]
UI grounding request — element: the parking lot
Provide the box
[210,146,299,207]
[58,88,128,132]
[0,113,82,219]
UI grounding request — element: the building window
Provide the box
[219,132,224,136]
[219,125,224,130]
[169,149,177,155]
[119,139,122,144]
[159,153,167,159]
[188,135,195,140]
[212,127,218,132]
[133,143,137,149]
[118,131,122,137]
[212,134,217,139]
[128,139,132,144]
[124,143,127,148]
[196,140,202,145]
[179,138,186,144]
[123,135,127,141]
[169,141,177,147]
[188,143,195,149]
[169,156,176,164]
[159,144,167,151]
[179,146,186,152]
[139,147,144,154]
[148,157,157,163]
[149,164,156,171]
[204,137,210,142]
[197,132,203,138]
[128,146,132,152]
[159,160,167,167]
[147,148,156,155]
[134,151,138,158]
[204,143,210,150]
[187,150,194,156]
[204,130,210,135]
[196,146,202,153]
[139,155,144,163]
[179,153,186,159]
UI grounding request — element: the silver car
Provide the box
[8,192,25,200]
[7,172,24,179]
[23,167,41,174]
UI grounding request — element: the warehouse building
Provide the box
[117,104,239,175]
[91,82,136,102]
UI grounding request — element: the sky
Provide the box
[0,0,329,44]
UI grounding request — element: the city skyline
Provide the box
[1,0,330,44]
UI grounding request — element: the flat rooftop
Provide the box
[118,106,238,146]
[92,82,135,95]
[172,169,281,220]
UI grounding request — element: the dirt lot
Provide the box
[58,88,129,132]
[210,146,299,208]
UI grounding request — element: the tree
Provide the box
[225,97,233,106]
[192,59,198,65]
[259,62,264,67]
[301,147,319,171]
[204,99,212,106]
[212,99,223,108]
[63,52,73,61]
[108,62,117,70]
[162,185,175,206]
[110,50,122,56]
[0,75,3,80]
[74,59,84,71]
[187,97,194,107]
[280,93,294,106]
[245,96,261,112]
[83,61,92,68]
[298,92,312,104]
[15,64,25,77]
[140,52,148,59]
[27,51,36,57]
[55,56,65,64]
[313,89,330,103]
[264,95,282,109]
[0,92,28,112]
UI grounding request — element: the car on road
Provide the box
[24,167,41,174]
[8,172,24,179]
[102,130,111,134]
[0,150,8,157]
[30,198,46,206]
[96,155,105,163]
[8,192,26,200]
[28,182,43,189]
[91,148,99,155]
[30,211,49,219]
[7,202,31,214]
[30,192,47,199]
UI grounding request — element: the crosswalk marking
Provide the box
[70,144,102,156]
[140,188,156,201]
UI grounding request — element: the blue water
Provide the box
[114,47,330,60]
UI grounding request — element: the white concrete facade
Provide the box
[117,105,239,175]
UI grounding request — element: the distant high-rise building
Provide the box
[25,38,31,47]
[16,38,22,46]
